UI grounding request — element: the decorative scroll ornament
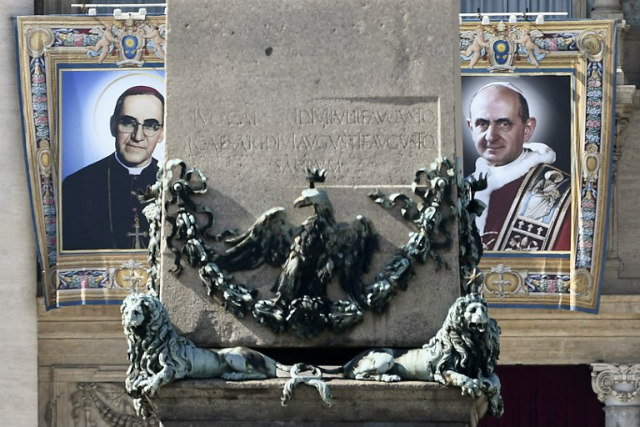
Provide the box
[571,268,594,300]
[577,29,605,62]
[591,364,640,404]
[158,159,466,339]
[26,26,55,58]
[460,22,549,70]
[72,382,158,427]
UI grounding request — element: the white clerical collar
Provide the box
[114,152,152,176]
[471,142,556,234]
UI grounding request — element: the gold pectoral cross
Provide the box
[127,214,148,249]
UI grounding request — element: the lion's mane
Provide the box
[423,293,502,416]
[122,292,196,418]
[426,293,500,378]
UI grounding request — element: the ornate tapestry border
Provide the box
[16,15,166,309]
[460,19,617,312]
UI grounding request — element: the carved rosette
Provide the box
[591,363,640,405]
[26,26,54,58]
[577,30,605,62]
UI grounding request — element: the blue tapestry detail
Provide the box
[492,40,509,65]
[122,35,138,59]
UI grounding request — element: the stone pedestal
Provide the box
[591,363,640,427]
[155,1,482,426]
[155,379,488,427]
[163,0,462,349]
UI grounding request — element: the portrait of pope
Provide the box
[462,76,572,252]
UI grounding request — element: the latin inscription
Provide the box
[188,101,439,176]
[275,158,343,175]
[193,107,257,127]
[295,107,436,126]
[187,132,433,151]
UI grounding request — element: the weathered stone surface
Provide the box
[155,378,487,427]
[607,107,640,288]
[163,0,461,347]
[1,4,38,427]
[494,295,640,365]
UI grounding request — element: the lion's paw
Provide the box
[380,374,401,382]
[460,378,483,398]
[141,376,163,396]
[141,383,156,397]
[490,394,504,417]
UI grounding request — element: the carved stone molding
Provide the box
[50,366,158,427]
[154,378,489,427]
[613,85,637,178]
[72,383,158,427]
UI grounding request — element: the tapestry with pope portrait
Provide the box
[460,19,617,312]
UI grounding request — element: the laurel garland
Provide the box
[140,157,485,339]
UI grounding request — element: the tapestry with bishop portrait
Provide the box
[16,14,165,309]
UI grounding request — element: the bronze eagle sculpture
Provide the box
[158,159,461,339]
[213,170,377,336]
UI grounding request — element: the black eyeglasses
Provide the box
[117,115,163,137]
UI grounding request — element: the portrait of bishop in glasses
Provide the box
[62,86,164,250]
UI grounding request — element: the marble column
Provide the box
[591,364,640,427]
[0,2,37,427]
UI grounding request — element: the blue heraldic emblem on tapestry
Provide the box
[492,40,510,65]
[113,30,144,66]
[484,28,517,71]
[122,35,139,59]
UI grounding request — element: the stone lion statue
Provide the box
[122,292,502,418]
[340,293,503,417]
[122,292,282,418]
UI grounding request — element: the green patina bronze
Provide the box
[125,157,502,420]
[149,158,477,339]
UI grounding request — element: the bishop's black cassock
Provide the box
[62,153,158,250]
